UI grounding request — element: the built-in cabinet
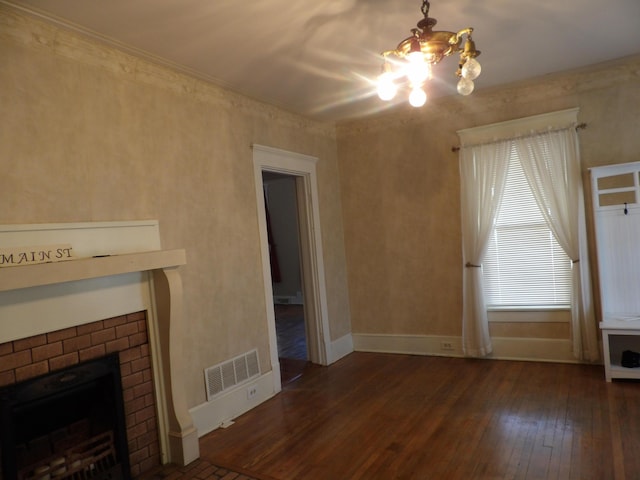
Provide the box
[590,162,640,381]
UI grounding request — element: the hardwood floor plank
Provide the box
[615,380,640,479]
[545,366,573,480]
[198,353,640,480]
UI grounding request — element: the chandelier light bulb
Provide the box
[406,51,431,85]
[461,57,482,80]
[457,77,475,96]
[376,72,397,101]
[409,87,427,107]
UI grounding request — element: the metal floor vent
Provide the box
[204,349,260,401]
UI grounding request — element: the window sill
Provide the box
[488,306,570,312]
[488,308,571,323]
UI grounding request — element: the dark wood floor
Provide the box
[275,304,309,385]
[274,304,307,361]
[198,352,640,480]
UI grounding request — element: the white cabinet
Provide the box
[590,162,640,381]
[599,321,640,381]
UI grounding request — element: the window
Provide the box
[482,145,572,308]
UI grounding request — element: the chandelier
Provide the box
[376,0,482,107]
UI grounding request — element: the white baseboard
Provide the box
[189,370,276,437]
[352,333,581,364]
[273,293,303,305]
[330,333,354,363]
[353,333,463,357]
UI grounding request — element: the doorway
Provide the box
[262,171,309,384]
[252,144,332,394]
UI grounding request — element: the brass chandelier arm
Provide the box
[455,27,474,39]
[382,29,477,61]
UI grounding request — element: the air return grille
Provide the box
[204,349,260,401]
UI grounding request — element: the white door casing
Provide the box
[252,144,331,392]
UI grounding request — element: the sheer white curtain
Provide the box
[515,128,599,361]
[459,142,510,356]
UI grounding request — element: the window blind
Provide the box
[483,146,572,308]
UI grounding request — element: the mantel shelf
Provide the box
[0,249,186,292]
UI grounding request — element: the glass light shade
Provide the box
[406,51,431,85]
[457,77,475,95]
[461,57,482,80]
[376,72,397,101]
[409,87,427,107]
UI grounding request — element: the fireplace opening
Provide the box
[0,354,130,480]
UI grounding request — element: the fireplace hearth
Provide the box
[0,354,130,480]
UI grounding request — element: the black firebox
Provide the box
[0,354,130,480]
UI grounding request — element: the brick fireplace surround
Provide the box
[0,310,160,477]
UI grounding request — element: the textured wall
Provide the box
[337,54,640,339]
[0,7,351,408]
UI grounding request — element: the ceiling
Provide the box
[5,0,640,122]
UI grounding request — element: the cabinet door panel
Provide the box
[597,209,640,315]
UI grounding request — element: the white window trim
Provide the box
[457,108,579,146]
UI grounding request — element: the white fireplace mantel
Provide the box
[0,249,186,292]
